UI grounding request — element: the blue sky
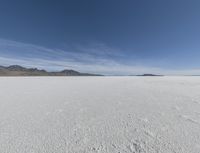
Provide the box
[1,0,200,75]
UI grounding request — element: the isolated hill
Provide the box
[0,65,101,76]
[136,74,164,76]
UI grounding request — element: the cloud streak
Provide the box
[1,39,200,75]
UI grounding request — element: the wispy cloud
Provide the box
[1,39,200,75]
[0,39,129,74]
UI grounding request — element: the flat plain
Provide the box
[0,76,200,153]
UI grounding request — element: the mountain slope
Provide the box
[0,65,101,76]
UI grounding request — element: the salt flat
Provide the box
[0,77,200,153]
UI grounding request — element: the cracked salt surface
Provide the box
[0,76,200,153]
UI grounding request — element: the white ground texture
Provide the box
[0,77,200,153]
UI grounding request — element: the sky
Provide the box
[0,0,200,75]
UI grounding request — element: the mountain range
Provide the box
[0,65,102,76]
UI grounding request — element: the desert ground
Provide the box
[0,76,200,153]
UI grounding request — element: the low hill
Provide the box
[136,74,164,76]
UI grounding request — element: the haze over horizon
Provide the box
[1,0,200,75]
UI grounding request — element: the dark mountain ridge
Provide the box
[0,65,102,76]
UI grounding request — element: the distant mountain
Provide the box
[0,65,102,76]
[136,74,164,76]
